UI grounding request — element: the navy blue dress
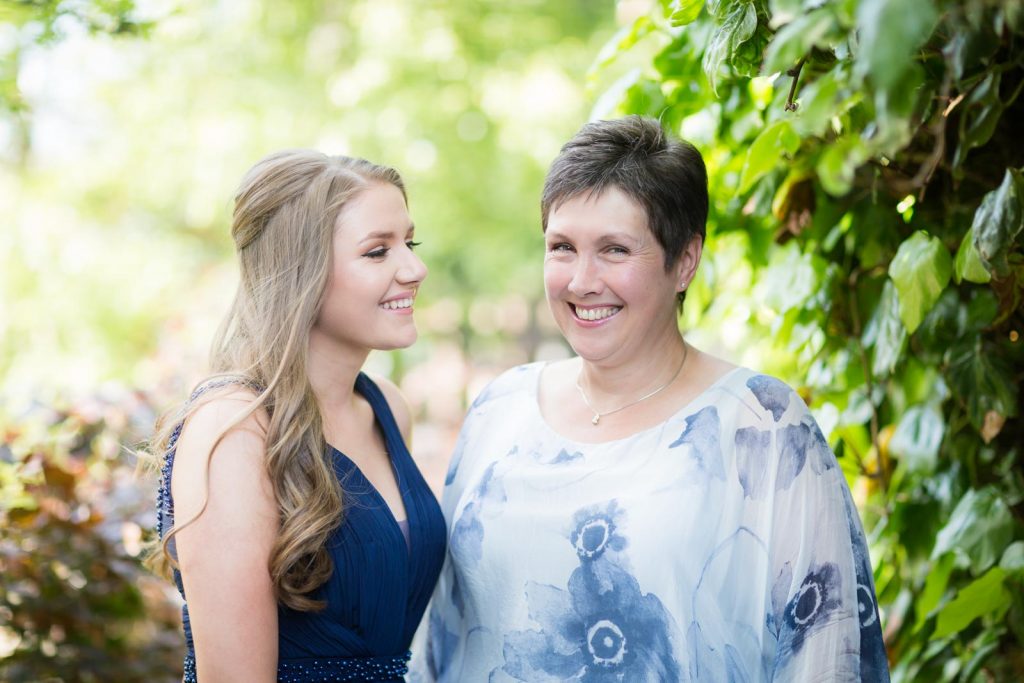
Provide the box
[157,373,447,682]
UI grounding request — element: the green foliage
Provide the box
[889,231,952,333]
[601,0,1024,678]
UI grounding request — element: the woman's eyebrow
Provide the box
[359,224,415,243]
[360,230,395,243]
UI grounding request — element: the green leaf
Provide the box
[863,280,907,377]
[933,567,1010,639]
[953,73,1004,172]
[769,0,805,26]
[1001,542,1024,574]
[792,69,842,138]
[760,243,821,313]
[888,231,953,334]
[1006,0,1024,32]
[591,16,656,74]
[702,1,757,94]
[955,226,992,284]
[972,168,1024,278]
[816,135,868,196]
[763,9,837,75]
[854,0,939,90]
[932,487,1015,574]
[888,403,944,473]
[739,120,800,193]
[946,338,1020,432]
[668,0,706,26]
[916,552,956,631]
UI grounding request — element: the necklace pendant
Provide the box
[592,414,600,425]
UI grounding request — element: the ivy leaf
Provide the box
[768,0,804,26]
[702,1,757,94]
[816,135,868,196]
[792,68,842,138]
[739,120,800,193]
[933,567,1010,639]
[953,73,1004,172]
[763,9,837,75]
[915,552,956,631]
[946,338,1019,432]
[668,0,706,26]
[991,259,1024,325]
[972,168,1024,278]
[888,404,944,473]
[932,487,1015,574]
[863,280,907,378]
[955,226,992,284]
[888,231,953,334]
[854,0,939,90]
[1001,542,1024,574]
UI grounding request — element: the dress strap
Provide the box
[354,373,405,453]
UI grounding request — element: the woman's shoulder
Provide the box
[169,383,273,524]
[180,381,268,436]
[723,368,813,424]
[171,383,269,476]
[467,361,545,413]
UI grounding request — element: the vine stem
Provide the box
[785,57,806,112]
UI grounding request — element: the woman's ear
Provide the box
[675,236,704,293]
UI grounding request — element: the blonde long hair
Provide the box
[147,149,406,611]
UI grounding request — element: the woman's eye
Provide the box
[365,247,389,259]
[548,243,572,253]
[406,240,422,250]
[607,246,628,255]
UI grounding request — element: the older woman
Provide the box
[424,117,889,681]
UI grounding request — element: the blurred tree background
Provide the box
[1,0,1022,681]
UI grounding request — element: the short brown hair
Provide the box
[542,116,708,273]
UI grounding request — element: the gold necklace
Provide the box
[575,343,688,425]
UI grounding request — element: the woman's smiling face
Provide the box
[313,182,427,354]
[543,185,686,364]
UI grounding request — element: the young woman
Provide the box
[152,150,446,682]
[425,117,889,681]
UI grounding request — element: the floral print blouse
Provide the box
[420,363,889,682]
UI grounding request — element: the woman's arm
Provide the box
[171,390,278,682]
[765,403,889,682]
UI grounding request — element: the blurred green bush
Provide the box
[0,391,181,682]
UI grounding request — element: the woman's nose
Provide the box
[398,248,428,285]
[567,256,602,297]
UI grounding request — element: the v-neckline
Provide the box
[328,373,413,557]
[331,447,412,555]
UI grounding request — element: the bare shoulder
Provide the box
[687,347,738,385]
[367,373,413,443]
[171,385,273,520]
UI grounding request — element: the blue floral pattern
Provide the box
[668,405,726,480]
[421,364,890,682]
[500,502,681,681]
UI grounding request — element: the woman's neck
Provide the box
[306,329,369,416]
[578,330,687,404]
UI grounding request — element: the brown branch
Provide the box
[785,57,807,112]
